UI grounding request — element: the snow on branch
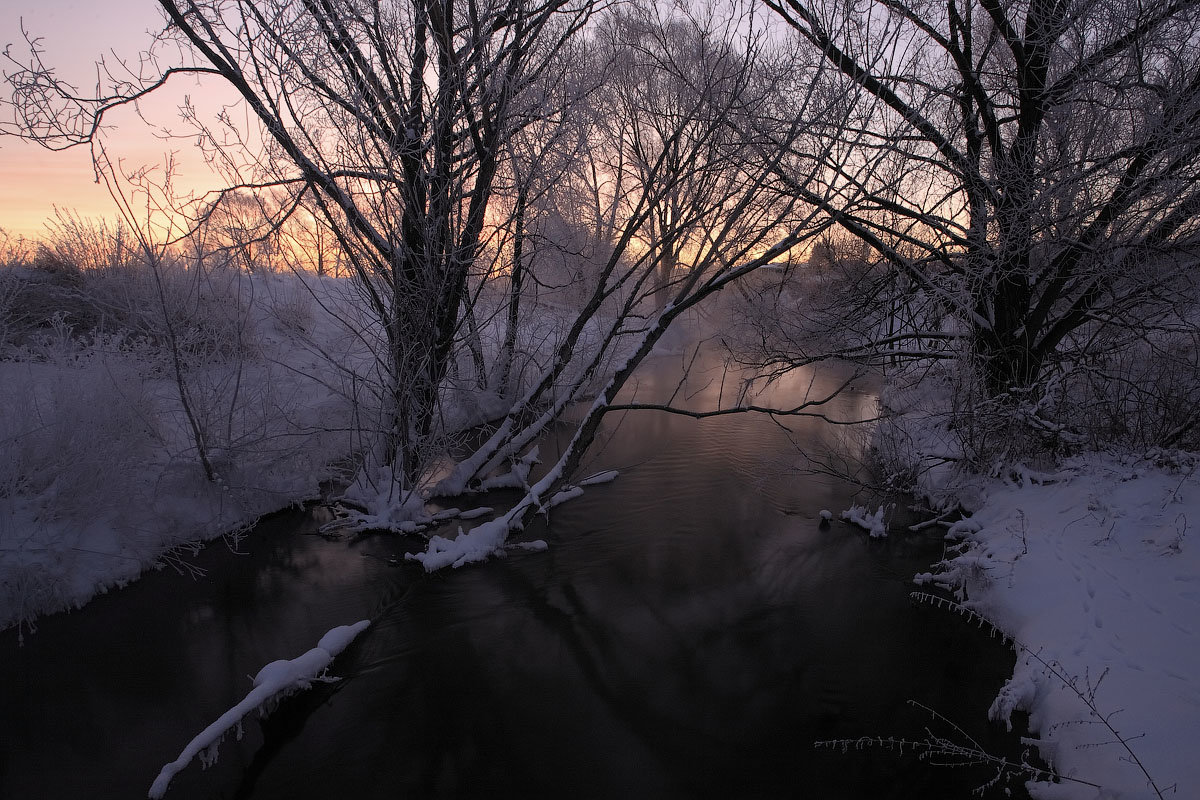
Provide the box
[577,470,619,487]
[147,620,371,799]
[408,439,608,571]
[841,504,889,537]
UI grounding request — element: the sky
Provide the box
[1,1,229,239]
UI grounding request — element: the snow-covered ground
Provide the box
[877,365,1200,799]
[0,270,364,635]
[917,454,1199,799]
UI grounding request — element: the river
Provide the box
[0,345,1028,799]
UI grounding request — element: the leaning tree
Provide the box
[6,0,597,488]
[4,0,859,562]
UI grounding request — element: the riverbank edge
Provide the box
[881,373,1200,800]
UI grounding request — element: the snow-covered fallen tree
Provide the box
[147,620,371,799]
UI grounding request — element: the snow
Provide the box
[819,508,833,520]
[458,506,494,520]
[476,446,539,491]
[1,272,365,635]
[148,619,370,799]
[916,456,1200,799]
[578,469,620,487]
[841,503,889,537]
[316,620,372,654]
[408,517,512,571]
[548,486,585,506]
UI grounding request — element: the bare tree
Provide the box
[196,190,275,273]
[429,1,844,499]
[5,0,604,492]
[763,0,1200,404]
[274,200,345,277]
[96,151,223,482]
[4,0,856,553]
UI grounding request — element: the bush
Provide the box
[1059,332,1200,451]
[873,324,1200,512]
[0,357,158,514]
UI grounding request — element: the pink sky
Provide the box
[1,1,230,239]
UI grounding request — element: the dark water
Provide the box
[0,352,1028,799]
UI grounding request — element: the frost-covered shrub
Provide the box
[180,362,311,480]
[953,374,1073,470]
[0,359,158,514]
[80,260,160,334]
[263,273,314,336]
[872,360,971,509]
[39,210,132,274]
[156,260,259,363]
[0,213,137,343]
[2,210,257,366]
[72,256,258,366]
[871,356,1074,513]
[0,268,24,355]
[873,326,1200,513]
[1058,333,1200,451]
[0,228,31,267]
[0,263,96,350]
[0,255,258,371]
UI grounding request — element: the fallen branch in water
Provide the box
[147,620,371,799]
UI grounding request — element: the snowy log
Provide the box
[147,620,371,799]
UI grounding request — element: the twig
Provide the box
[909,592,1169,799]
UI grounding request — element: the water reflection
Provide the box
[0,350,1025,799]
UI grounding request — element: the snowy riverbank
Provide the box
[0,261,613,636]
[913,453,1199,798]
[0,266,514,635]
[0,270,360,634]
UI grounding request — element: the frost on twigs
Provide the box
[147,620,370,799]
[814,700,1098,797]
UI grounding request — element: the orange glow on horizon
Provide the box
[0,133,249,244]
[1,0,248,243]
